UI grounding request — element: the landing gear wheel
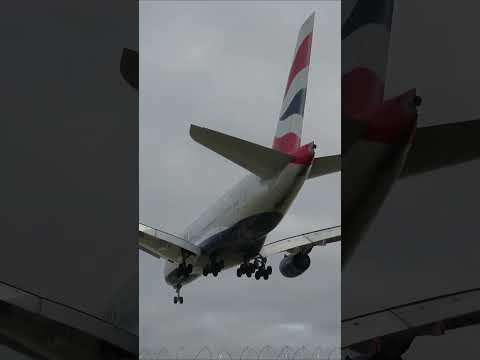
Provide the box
[208,257,223,277]
[174,284,183,304]
[241,255,271,280]
[202,268,209,276]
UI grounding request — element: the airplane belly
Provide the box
[166,164,307,288]
[197,165,307,261]
[200,211,283,258]
[163,211,283,288]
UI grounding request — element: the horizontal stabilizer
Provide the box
[308,154,341,179]
[401,118,480,177]
[190,125,294,179]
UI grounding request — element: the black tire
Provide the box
[246,271,252,278]
[266,266,272,275]
[255,271,261,280]
[212,270,218,277]
[173,296,178,304]
[202,268,209,276]
[179,297,183,304]
[236,268,242,277]
[263,272,269,280]
[186,264,193,274]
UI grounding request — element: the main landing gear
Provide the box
[177,262,193,277]
[173,284,183,304]
[237,255,272,280]
[202,258,225,277]
[173,260,191,304]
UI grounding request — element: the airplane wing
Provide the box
[260,226,341,257]
[401,119,480,177]
[138,223,201,263]
[343,288,480,355]
[0,280,138,359]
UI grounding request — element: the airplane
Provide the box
[136,13,341,304]
[342,0,480,267]
[341,0,480,358]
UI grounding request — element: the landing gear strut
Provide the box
[237,255,272,280]
[173,284,183,304]
[202,257,225,277]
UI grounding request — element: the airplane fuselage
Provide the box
[164,145,315,288]
[342,134,413,263]
[342,93,418,266]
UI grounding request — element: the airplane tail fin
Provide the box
[342,0,395,117]
[273,12,315,154]
[190,125,293,179]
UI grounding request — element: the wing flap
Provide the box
[343,288,480,348]
[401,119,480,177]
[260,226,341,256]
[138,223,200,263]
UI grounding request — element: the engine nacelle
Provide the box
[279,253,311,278]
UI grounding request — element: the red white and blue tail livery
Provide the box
[274,12,314,154]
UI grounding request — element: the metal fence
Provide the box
[139,345,341,360]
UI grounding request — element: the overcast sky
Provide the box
[139,1,340,358]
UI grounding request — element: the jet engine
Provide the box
[279,253,311,277]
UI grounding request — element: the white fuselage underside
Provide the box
[163,161,312,287]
